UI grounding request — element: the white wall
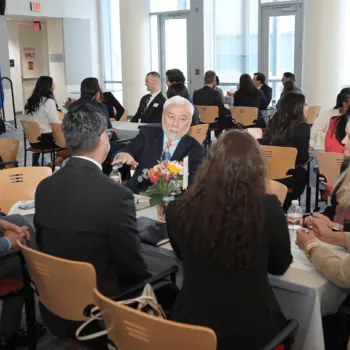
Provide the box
[7,21,23,113]
[5,0,102,83]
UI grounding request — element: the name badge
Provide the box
[153,103,159,107]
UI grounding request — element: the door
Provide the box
[260,2,303,101]
[159,13,191,93]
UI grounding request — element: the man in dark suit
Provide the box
[193,70,233,130]
[253,72,273,109]
[131,72,166,124]
[35,104,149,343]
[114,96,206,194]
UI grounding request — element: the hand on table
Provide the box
[0,220,30,239]
[305,213,334,230]
[296,228,317,251]
[304,216,335,243]
[112,152,139,167]
[4,229,29,248]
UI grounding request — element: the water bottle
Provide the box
[287,200,303,241]
[110,165,122,184]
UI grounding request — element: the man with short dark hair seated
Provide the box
[253,72,272,109]
[131,72,166,124]
[114,96,206,194]
[34,104,149,344]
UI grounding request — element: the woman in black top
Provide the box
[166,130,292,350]
[261,92,310,208]
[166,82,200,125]
[234,74,266,127]
[102,91,125,121]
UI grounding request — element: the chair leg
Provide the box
[314,175,320,212]
[24,149,27,167]
[52,152,56,171]
[41,151,44,166]
[23,273,37,350]
[306,162,311,214]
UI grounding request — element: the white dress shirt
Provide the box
[72,156,103,171]
[27,97,59,134]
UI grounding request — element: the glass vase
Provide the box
[156,196,174,222]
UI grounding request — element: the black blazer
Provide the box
[193,86,230,118]
[70,96,113,129]
[234,89,265,111]
[131,92,166,124]
[166,195,292,350]
[121,125,206,194]
[260,84,273,109]
[103,92,125,120]
[34,157,149,296]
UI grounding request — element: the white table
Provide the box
[136,206,349,350]
[111,121,145,140]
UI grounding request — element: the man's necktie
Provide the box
[162,141,172,161]
[142,94,152,115]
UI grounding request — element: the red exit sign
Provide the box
[30,2,41,12]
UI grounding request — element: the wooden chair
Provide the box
[267,180,288,205]
[0,138,21,169]
[119,108,129,122]
[195,106,220,148]
[230,106,258,126]
[0,167,52,214]
[305,105,321,125]
[93,288,217,350]
[187,124,209,145]
[315,152,343,190]
[50,123,66,148]
[261,146,297,180]
[20,119,58,166]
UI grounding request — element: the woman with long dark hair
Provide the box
[24,76,60,166]
[261,92,310,207]
[325,93,350,153]
[234,74,266,127]
[276,80,297,109]
[166,130,292,350]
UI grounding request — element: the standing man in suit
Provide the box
[131,72,166,124]
[193,71,233,130]
[35,104,149,346]
[253,72,273,109]
[114,96,206,194]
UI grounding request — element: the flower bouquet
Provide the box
[139,160,184,220]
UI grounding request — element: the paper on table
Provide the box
[291,260,314,272]
[183,156,189,190]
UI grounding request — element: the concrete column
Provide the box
[302,0,345,109]
[119,0,150,115]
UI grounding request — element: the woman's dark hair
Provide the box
[334,91,350,110]
[80,77,100,98]
[331,109,350,144]
[24,76,54,114]
[264,92,306,146]
[176,130,266,269]
[238,74,259,96]
[216,75,220,86]
[166,82,190,100]
[282,80,296,95]
[166,69,185,84]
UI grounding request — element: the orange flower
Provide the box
[149,169,160,183]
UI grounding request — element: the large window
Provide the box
[101,0,123,102]
[214,0,259,84]
[150,0,190,13]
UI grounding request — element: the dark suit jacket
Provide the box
[103,92,125,120]
[260,84,273,109]
[131,92,166,124]
[234,89,265,111]
[70,95,113,129]
[121,125,206,194]
[35,157,149,296]
[166,195,292,350]
[193,86,229,118]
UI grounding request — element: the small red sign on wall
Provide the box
[30,2,41,12]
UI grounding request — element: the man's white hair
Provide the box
[163,95,194,119]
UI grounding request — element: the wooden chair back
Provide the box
[0,138,21,167]
[0,167,52,214]
[305,105,321,124]
[119,108,129,122]
[195,105,219,124]
[58,111,65,121]
[267,180,288,204]
[262,146,297,180]
[18,241,97,322]
[230,106,258,126]
[20,120,41,144]
[187,124,209,145]
[93,288,217,350]
[316,152,344,189]
[50,123,66,148]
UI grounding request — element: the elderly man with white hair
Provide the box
[113,96,206,194]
